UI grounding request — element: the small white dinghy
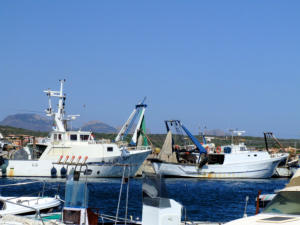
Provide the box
[0,195,61,215]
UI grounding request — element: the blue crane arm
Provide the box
[181,124,207,154]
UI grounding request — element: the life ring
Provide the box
[216,146,221,154]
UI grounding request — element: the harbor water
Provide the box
[0,177,289,223]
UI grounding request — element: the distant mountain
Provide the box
[81,120,117,133]
[0,114,118,134]
[0,113,52,132]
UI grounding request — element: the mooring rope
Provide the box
[115,165,126,225]
[124,166,130,225]
[0,181,41,187]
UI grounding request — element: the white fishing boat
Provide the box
[0,180,61,219]
[0,80,151,178]
[225,169,300,225]
[0,196,61,216]
[151,121,288,179]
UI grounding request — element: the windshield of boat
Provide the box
[263,191,300,215]
[65,180,88,208]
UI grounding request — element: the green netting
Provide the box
[141,116,148,146]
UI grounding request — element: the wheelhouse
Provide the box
[50,131,93,142]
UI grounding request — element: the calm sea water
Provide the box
[0,177,289,223]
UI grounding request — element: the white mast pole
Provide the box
[53,79,66,132]
[115,108,137,142]
[44,80,66,132]
[131,107,145,145]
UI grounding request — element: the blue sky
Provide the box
[0,1,300,138]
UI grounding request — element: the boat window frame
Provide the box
[70,134,78,141]
[80,135,90,141]
[240,147,246,151]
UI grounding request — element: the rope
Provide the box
[0,181,41,187]
[124,167,130,225]
[140,129,154,152]
[115,165,126,225]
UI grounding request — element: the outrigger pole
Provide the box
[115,97,147,145]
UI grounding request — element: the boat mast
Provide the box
[130,105,146,145]
[232,130,245,144]
[115,108,138,142]
[44,79,67,132]
[115,97,147,144]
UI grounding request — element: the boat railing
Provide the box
[127,146,152,151]
[99,213,138,224]
[2,198,45,225]
[88,139,111,144]
[247,147,257,151]
[16,197,41,206]
[4,181,47,203]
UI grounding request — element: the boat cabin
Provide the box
[51,131,93,143]
[206,143,267,165]
[221,143,248,154]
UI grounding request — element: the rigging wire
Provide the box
[115,165,126,225]
[124,166,130,225]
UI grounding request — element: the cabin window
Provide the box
[80,135,89,141]
[224,147,231,154]
[240,147,246,151]
[254,154,257,157]
[0,201,4,210]
[208,154,225,165]
[70,134,77,141]
[58,134,62,140]
[107,147,113,152]
[54,134,58,140]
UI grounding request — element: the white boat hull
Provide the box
[0,196,61,215]
[0,150,151,178]
[152,156,285,179]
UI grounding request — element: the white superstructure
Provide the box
[0,80,151,178]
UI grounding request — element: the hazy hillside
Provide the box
[0,114,52,132]
[0,125,48,137]
[0,124,299,150]
[1,114,299,150]
[0,114,118,134]
[81,120,117,133]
